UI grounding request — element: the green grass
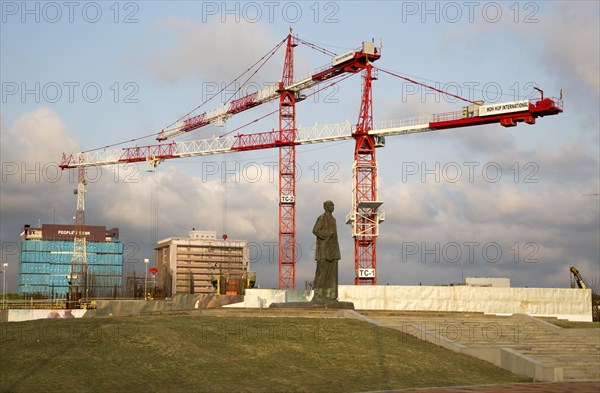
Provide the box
[1,315,531,393]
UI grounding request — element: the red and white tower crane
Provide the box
[348,63,383,285]
[60,34,563,289]
[277,34,298,289]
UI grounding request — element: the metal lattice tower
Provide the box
[278,34,298,289]
[69,166,88,305]
[348,65,383,285]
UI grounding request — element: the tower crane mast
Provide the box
[277,34,298,289]
[350,64,380,285]
[69,167,87,308]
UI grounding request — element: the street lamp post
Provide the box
[3,263,8,309]
[144,259,149,301]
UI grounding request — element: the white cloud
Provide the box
[1,107,78,164]
[128,18,299,86]
[536,2,600,96]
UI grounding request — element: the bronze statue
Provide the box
[312,200,340,302]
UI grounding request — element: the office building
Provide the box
[19,224,123,298]
[155,230,249,296]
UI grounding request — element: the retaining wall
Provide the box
[237,286,592,322]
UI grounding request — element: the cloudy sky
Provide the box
[1,1,598,292]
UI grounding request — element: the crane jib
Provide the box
[59,97,562,170]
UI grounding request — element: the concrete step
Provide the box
[517,345,600,351]
[371,315,520,321]
[376,319,523,325]
[522,355,599,363]
[542,360,599,367]
[359,311,492,318]
[517,348,600,355]
[515,347,595,351]
[383,328,554,338]
[185,308,344,318]
[564,367,600,380]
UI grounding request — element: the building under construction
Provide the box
[155,230,251,296]
[18,224,123,299]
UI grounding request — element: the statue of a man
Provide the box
[312,200,340,302]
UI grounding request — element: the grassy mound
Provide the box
[1,315,531,392]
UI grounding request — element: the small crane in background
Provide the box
[570,266,590,289]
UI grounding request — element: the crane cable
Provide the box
[374,66,481,105]
[295,37,482,105]
[296,36,338,57]
[165,37,288,130]
[217,72,355,138]
[216,38,284,113]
